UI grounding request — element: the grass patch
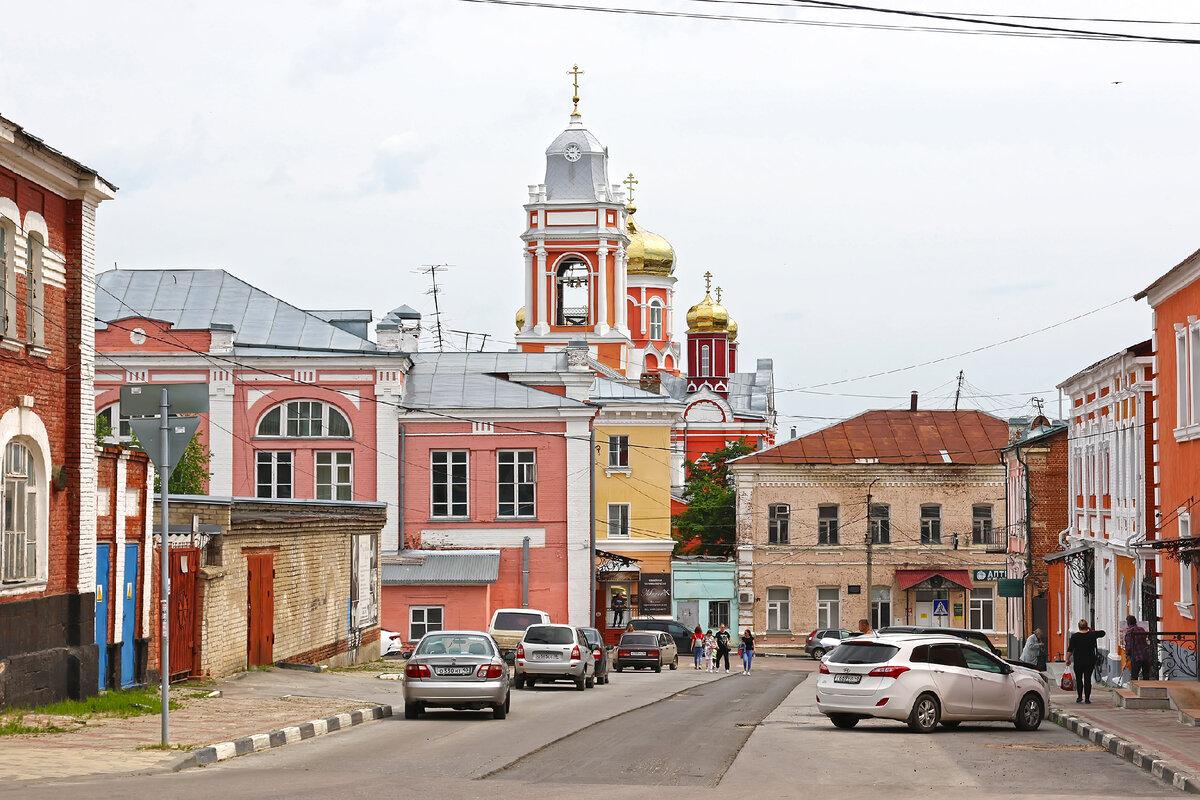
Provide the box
[0,714,67,736]
[136,742,195,751]
[332,659,392,673]
[31,687,178,719]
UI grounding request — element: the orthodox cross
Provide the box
[703,270,713,293]
[716,287,723,303]
[623,173,638,202]
[568,65,584,115]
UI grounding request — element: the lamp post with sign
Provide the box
[119,383,208,746]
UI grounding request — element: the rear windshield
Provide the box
[827,642,900,664]
[581,629,602,647]
[619,633,658,646]
[524,625,575,645]
[493,612,545,631]
[415,634,494,657]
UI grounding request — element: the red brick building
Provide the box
[0,116,117,707]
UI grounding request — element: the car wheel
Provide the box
[669,655,678,670]
[1014,693,1044,731]
[585,673,595,689]
[575,675,586,691]
[615,666,623,673]
[812,647,827,660]
[907,693,940,733]
[653,663,662,673]
[514,674,525,690]
[493,693,509,720]
[940,721,961,729]
[829,714,859,729]
[404,703,421,720]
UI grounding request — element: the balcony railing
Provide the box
[972,529,1005,553]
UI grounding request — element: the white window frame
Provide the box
[255,450,293,499]
[409,605,444,642]
[700,345,711,377]
[96,403,134,443]
[607,503,630,539]
[431,450,469,518]
[969,587,995,631]
[256,400,352,439]
[315,451,353,501]
[649,301,663,340]
[816,587,840,630]
[920,504,942,545]
[24,233,44,347]
[497,449,536,518]
[1178,513,1195,618]
[607,434,630,469]
[1,441,40,584]
[872,586,892,630]
[767,503,790,544]
[0,218,11,338]
[766,586,790,632]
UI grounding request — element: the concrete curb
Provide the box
[180,704,392,769]
[1051,708,1200,794]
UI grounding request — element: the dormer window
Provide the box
[556,258,590,326]
[257,401,351,438]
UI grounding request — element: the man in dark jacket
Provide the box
[1123,615,1152,681]
[1067,619,1106,704]
[714,624,732,673]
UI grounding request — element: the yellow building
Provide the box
[591,378,683,633]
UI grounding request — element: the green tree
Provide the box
[156,432,212,495]
[672,439,755,557]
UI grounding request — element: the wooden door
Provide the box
[169,548,199,678]
[247,553,275,667]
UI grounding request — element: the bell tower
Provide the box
[685,273,734,395]
[515,66,633,374]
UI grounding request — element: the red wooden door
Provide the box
[247,554,275,667]
[169,548,199,678]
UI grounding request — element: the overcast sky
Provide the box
[4,1,1198,433]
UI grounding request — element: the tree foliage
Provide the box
[158,432,212,495]
[672,439,755,557]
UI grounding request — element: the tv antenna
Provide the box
[417,264,451,350]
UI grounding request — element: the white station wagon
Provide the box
[815,634,1050,733]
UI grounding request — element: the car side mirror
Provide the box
[400,651,413,660]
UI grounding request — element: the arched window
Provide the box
[0,219,11,337]
[649,301,663,340]
[555,257,590,326]
[96,404,133,443]
[25,233,43,346]
[2,442,37,581]
[257,400,351,438]
[700,345,711,377]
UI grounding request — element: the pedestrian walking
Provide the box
[704,630,716,672]
[691,625,705,669]
[1123,615,1152,681]
[611,590,628,627]
[1020,628,1043,664]
[740,629,755,674]
[1066,619,1106,704]
[714,624,732,673]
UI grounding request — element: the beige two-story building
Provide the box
[730,402,1012,651]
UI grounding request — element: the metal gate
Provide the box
[169,547,199,679]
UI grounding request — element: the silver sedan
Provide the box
[402,631,511,720]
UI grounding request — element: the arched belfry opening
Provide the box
[556,257,590,326]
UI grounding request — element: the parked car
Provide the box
[401,631,511,720]
[805,628,854,659]
[514,624,595,690]
[629,618,693,656]
[877,625,1000,655]
[614,631,679,673]
[815,634,1049,733]
[488,608,552,658]
[380,629,405,657]
[580,626,613,684]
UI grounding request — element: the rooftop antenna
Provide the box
[417,264,451,351]
[953,370,965,411]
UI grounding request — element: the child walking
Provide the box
[704,630,716,672]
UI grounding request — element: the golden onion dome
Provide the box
[726,316,738,342]
[625,203,675,277]
[515,306,526,334]
[686,291,729,334]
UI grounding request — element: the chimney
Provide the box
[377,305,422,352]
[639,373,661,394]
[910,391,918,411]
[790,426,797,439]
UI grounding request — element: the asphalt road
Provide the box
[0,659,1181,800]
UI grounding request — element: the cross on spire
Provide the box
[716,286,723,303]
[703,271,713,293]
[623,172,638,202]
[568,64,584,116]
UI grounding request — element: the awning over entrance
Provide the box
[1043,543,1091,564]
[595,549,642,573]
[896,569,974,591]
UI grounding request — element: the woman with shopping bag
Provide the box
[1066,619,1105,704]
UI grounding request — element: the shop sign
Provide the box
[973,568,1007,582]
[640,573,672,615]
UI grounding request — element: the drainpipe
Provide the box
[398,424,406,552]
[589,429,596,628]
[1015,444,1034,646]
[522,536,530,609]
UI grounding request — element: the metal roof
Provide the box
[737,409,1009,466]
[658,359,774,420]
[381,550,500,585]
[95,269,382,354]
[590,377,675,403]
[403,353,590,410]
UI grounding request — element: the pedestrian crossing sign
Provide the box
[933,599,949,618]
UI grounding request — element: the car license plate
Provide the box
[833,673,861,684]
[435,666,473,676]
[533,652,559,661]
[630,651,646,656]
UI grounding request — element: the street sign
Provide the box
[933,598,949,617]
[120,383,209,417]
[128,417,201,474]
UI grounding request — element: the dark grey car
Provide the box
[580,627,613,684]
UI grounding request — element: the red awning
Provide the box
[895,569,974,591]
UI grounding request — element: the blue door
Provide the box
[95,543,111,691]
[121,543,139,687]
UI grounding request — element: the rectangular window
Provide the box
[816,587,840,630]
[920,504,941,545]
[25,235,43,346]
[607,503,630,538]
[969,588,995,630]
[818,504,839,545]
[972,505,994,546]
[255,451,293,499]
[708,600,730,630]
[2,442,36,582]
[768,504,790,544]
[766,587,790,632]
[431,450,468,517]
[1178,328,1189,427]
[649,304,663,340]
[315,451,352,500]
[700,345,711,377]
[497,449,536,517]
[1192,326,1200,424]
[872,587,892,630]
[608,435,629,468]
[1181,515,1194,608]
[869,504,890,544]
[286,401,322,437]
[409,605,444,642]
[0,224,8,336]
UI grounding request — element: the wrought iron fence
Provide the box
[1153,630,1198,680]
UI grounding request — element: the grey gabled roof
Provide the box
[402,352,590,410]
[658,358,774,420]
[382,550,500,585]
[95,269,380,353]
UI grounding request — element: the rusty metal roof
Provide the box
[737,409,1009,466]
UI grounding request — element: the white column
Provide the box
[565,415,593,627]
[534,246,550,334]
[208,371,234,496]
[376,377,402,552]
[595,247,609,335]
[616,251,629,335]
[523,250,533,331]
[76,199,99,594]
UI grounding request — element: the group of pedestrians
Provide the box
[690,624,756,674]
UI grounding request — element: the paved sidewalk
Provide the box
[1044,662,1200,793]
[0,665,402,784]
